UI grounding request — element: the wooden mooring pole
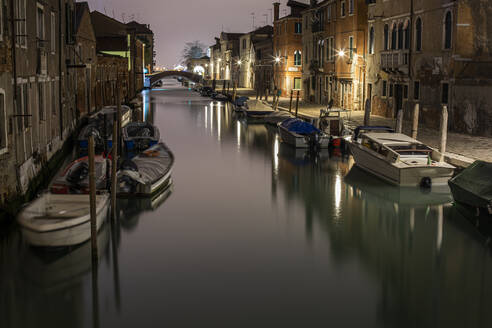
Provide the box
[396,109,404,133]
[289,90,293,113]
[411,103,420,139]
[89,135,98,262]
[295,91,300,118]
[439,105,448,162]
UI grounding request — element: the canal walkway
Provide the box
[234,88,492,165]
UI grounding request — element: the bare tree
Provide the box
[181,41,207,65]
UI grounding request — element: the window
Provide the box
[341,1,346,17]
[16,84,28,130]
[414,81,420,100]
[349,0,354,15]
[384,24,389,50]
[444,11,452,49]
[349,36,354,60]
[403,85,408,99]
[38,83,44,121]
[242,39,246,49]
[51,12,56,53]
[294,78,301,90]
[397,23,403,50]
[441,82,449,104]
[294,50,302,66]
[382,81,387,97]
[0,89,6,153]
[15,0,27,47]
[305,47,308,64]
[389,83,394,97]
[369,27,374,54]
[37,4,45,49]
[327,37,335,61]
[295,22,302,34]
[327,5,331,22]
[391,23,397,50]
[415,18,422,51]
[319,40,325,63]
[404,20,410,50]
[66,3,75,44]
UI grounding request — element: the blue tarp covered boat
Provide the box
[280,118,321,135]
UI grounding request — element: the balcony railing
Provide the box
[380,50,409,72]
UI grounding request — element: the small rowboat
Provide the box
[278,118,330,149]
[17,193,110,247]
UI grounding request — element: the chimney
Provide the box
[273,2,280,22]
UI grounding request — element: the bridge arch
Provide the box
[149,70,203,85]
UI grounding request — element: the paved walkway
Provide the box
[235,89,492,164]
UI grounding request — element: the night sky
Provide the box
[86,0,308,68]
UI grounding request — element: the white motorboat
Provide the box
[278,118,330,148]
[18,193,110,247]
[117,142,174,196]
[318,108,351,147]
[348,126,455,187]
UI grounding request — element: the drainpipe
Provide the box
[58,0,63,140]
[9,0,22,193]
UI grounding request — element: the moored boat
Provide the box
[240,100,275,123]
[448,161,492,217]
[122,122,160,154]
[278,118,330,148]
[117,142,174,196]
[318,108,351,147]
[50,155,110,194]
[348,126,455,187]
[17,193,110,247]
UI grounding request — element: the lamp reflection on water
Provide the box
[236,121,241,150]
[273,136,280,179]
[143,91,149,121]
[335,174,342,211]
[204,106,208,129]
[217,102,221,141]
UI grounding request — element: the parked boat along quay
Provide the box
[1,80,492,328]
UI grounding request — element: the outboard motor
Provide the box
[420,177,432,190]
[118,175,138,194]
[307,132,321,151]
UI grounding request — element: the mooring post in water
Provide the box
[396,109,403,133]
[412,103,420,139]
[289,90,293,113]
[89,135,98,262]
[111,117,118,218]
[295,91,300,118]
[439,105,448,162]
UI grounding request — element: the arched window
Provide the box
[415,17,422,51]
[294,50,302,66]
[383,24,389,50]
[369,26,375,54]
[404,20,410,49]
[391,23,397,50]
[397,23,404,49]
[444,11,452,49]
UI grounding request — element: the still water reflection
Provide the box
[1,81,492,327]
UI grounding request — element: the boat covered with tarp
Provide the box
[449,161,492,217]
[117,142,174,197]
[278,118,330,148]
[122,122,160,154]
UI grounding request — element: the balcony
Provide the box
[380,50,409,74]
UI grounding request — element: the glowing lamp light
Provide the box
[338,50,345,57]
[237,60,242,65]
[217,58,222,62]
[275,57,281,63]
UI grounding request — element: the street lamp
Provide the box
[237,60,242,65]
[337,49,345,58]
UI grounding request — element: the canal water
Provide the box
[1,80,492,327]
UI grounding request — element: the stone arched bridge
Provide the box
[148,71,203,85]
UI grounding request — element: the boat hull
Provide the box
[278,124,329,148]
[349,142,454,187]
[18,194,110,247]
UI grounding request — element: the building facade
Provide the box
[367,0,492,136]
[75,2,97,117]
[302,0,368,109]
[273,1,308,97]
[0,0,78,205]
[209,32,243,83]
[126,21,155,73]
